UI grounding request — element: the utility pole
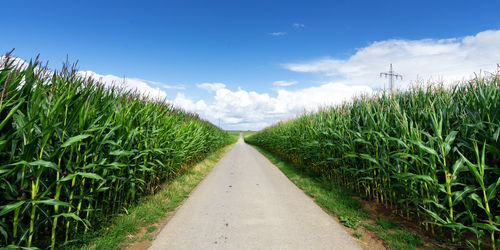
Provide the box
[380,64,403,93]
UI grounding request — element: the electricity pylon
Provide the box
[380,64,402,93]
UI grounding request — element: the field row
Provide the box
[246,73,500,249]
[0,55,232,249]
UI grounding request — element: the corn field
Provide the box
[246,72,500,248]
[0,54,232,249]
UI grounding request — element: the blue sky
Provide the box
[3,0,500,129]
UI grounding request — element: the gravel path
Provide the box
[150,135,361,249]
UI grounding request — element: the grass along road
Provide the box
[79,143,237,249]
[226,130,256,139]
[150,135,360,249]
[249,144,438,249]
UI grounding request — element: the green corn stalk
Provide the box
[460,143,499,250]
[246,69,500,248]
[1,52,233,248]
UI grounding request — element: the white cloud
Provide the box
[175,29,500,130]
[174,82,372,130]
[196,82,226,91]
[283,29,500,90]
[284,58,343,74]
[292,23,305,29]
[273,80,298,86]
[1,55,169,100]
[269,32,286,36]
[0,56,27,68]
[5,29,500,131]
[78,71,167,99]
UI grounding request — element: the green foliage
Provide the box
[340,216,359,229]
[253,146,367,220]
[253,144,429,248]
[80,145,232,249]
[246,71,500,249]
[360,222,382,232]
[375,216,399,230]
[140,233,153,241]
[226,131,255,141]
[378,231,423,249]
[353,231,363,239]
[146,226,157,234]
[0,54,232,249]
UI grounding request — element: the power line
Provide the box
[380,64,403,93]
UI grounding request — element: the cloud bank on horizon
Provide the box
[176,29,500,130]
[3,29,500,131]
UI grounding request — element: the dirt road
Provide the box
[150,135,360,249]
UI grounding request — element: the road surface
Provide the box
[150,135,360,249]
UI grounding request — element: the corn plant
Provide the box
[0,52,232,249]
[246,69,500,248]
